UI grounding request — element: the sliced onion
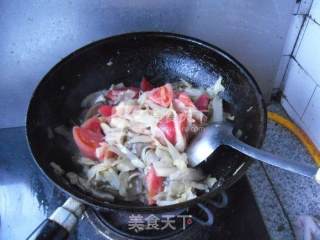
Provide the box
[110,83,125,89]
[211,96,223,122]
[81,90,106,108]
[54,125,72,141]
[184,88,205,99]
[154,147,172,164]
[84,103,103,120]
[114,158,136,172]
[155,128,187,170]
[126,172,144,199]
[127,135,153,144]
[116,144,145,168]
[99,168,120,189]
[173,99,206,123]
[115,101,137,116]
[110,117,129,129]
[141,148,159,166]
[206,177,217,188]
[77,157,96,166]
[66,171,115,201]
[119,171,129,196]
[50,162,65,175]
[169,168,205,181]
[89,188,115,201]
[110,89,137,105]
[153,165,177,177]
[87,160,113,180]
[173,110,186,152]
[206,76,224,97]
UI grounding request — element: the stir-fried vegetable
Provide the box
[69,78,224,206]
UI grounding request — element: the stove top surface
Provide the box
[0,127,270,240]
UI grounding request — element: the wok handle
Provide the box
[27,198,85,240]
[190,203,214,226]
[191,191,228,226]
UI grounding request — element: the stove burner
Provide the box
[85,192,228,240]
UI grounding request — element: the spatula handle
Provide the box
[227,137,320,183]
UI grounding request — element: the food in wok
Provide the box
[52,77,226,206]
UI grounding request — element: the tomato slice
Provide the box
[81,116,101,133]
[149,83,173,107]
[146,166,164,205]
[72,127,103,159]
[106,87,139,101]
[158,113,188,144]
[195,93,210,112]
[178,93,195,107]
[158,117,176,144]
[140,77,154,91]
[98,105,115,117]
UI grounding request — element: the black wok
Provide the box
[26,32,267,239]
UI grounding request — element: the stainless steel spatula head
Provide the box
[187,122,233,167]
[187,122,320,184]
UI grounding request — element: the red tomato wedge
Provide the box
[72,127,103,159]
[178,93,195,107]
[106,87,139,101]
[98,105,115,117]
[158,117,176,144]
[81,116,102,133]
[146,166,164,205]
[149,83,173,107]
[195,93,210,112]
[158,113,188,144]
[140,77,154,91]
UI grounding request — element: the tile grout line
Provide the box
[301,85,317,118]
[290,13,309,57]
[291,56,319,86]
[282,94,305,121]
[308,11,320,26]
[282,96,311,129]
[279,13,309,92]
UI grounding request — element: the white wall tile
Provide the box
[295,18,320,85]
[281,98,306,128]
[283,60,316,117]
[310,0,320,24]
[292,17,310,57]
[302,87,320,149]
[282,15,305,55]
[282,96,320,150]
[274,14,305,89]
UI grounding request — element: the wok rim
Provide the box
[26,31,267,212]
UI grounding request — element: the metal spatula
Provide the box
[187,122,320,183]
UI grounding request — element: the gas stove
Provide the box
[0,127,270,240]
